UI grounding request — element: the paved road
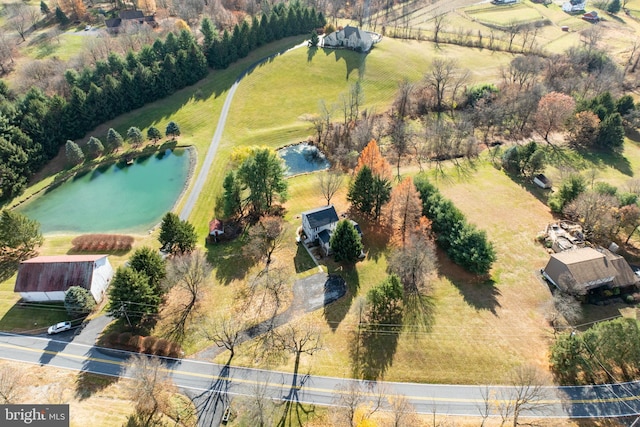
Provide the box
[179,41,308,221]
[1,332,639,421]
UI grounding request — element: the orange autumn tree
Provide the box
[385,177,422,247]
[355,139,392,180]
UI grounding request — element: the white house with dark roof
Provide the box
[14,255,113,303]
[322,26,375,53]
[301,206,363,256]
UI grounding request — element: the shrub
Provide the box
[64,286,96,317]
[105,332,119,345]
[143,336,158,354]
[155,338,172,357]
[168,342,183,358]
[118,332,132,346]
[71,234,134,252]
[129,335,144,352]
[414,174,495,275]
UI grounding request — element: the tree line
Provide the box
[0,3,324,204]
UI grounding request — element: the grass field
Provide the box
[464,2,545,26]
[4,9,640,391]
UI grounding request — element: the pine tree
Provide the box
[608,0,621,13]
[309,29,319,47]
[107,267,160,326]
[128,246,166,294]
[222,171,242,219]
[165,121,180,139]
[55,7,69,25]
[86,136,104,159]
[597,112,625,151]
[348,165,375,215]
[127,126,143,146]
[40,0,50,15]
[330,219,363,263]
[147,126,162,143]
[64,286,96,317]
[105,128,123,152]
[65,140,84,166]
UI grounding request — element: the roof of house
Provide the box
[318,229,331,245]
[543,247,638,291]
[209,219,223,234]
[105,18,122,28]
[323,26,374,52]
[14,255,106,293]
[302,205,339,229]
[119,10,144,20]
[534,174,551,185]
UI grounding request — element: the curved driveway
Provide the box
[179,41,308,220]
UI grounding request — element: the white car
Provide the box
[47,321,72,335]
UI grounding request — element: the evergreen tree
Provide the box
[158,212,197,255]
[105,128,123,152]
[616,94,635,116]
[165,121,180,139]
[55,7,69,25]
[607,0,621,13]
[597,112,625,151]
[330,219,363,263]
[65,140,84,166]
[64,286,96,317]
[40,1,50,15]
[107,267,160,326]
[237,147,288,216]
[222,171,242,219]
[126,126,143,146]
[128,246,166,294]
[86,136,104,159]
[309,29,319,47]
[348,165,375,215]
[0,210,43,259]
[147,126,162,143]
[200,17,217,51]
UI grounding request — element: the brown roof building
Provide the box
[14,255,114,303]
[542,247,639,293]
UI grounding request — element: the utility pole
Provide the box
[121,302,132,328]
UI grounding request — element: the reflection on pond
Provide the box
[17,149,190,234]
[278,143,330,177]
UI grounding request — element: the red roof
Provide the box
[21,255,105,263]
[14,255,107,293]
[209,219,223,234]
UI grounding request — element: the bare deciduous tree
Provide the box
[244,215,287,265]
[164,250,213,340]
[201,313,245,363]
[7,4,34,42]
[0,364,23,403]
[318,170,343,206]
[127,354,176,427]
[386,393,417,427]
[432,13,446,46]
[331,380,385,427]
[424,58,469,114]
[507,365,549,427]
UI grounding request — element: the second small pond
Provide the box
[278,143,330,177]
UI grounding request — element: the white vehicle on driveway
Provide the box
[47,321,71,335]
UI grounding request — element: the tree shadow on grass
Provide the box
[577,148,633,177]
[436,248,501,315]
[324,265,359,332]
[501,170,553,207]
[207,239,255,286]
[349,322,400,380]
[322,48,367,81]
[75,370,121,401]
[276,368,315,427]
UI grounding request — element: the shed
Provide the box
[583,11,599,22]
[533,174,552,189]
[209,219,224,237]
[14,255,113,303]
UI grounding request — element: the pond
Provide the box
[278,143,330,177]
[16,149,190,234]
